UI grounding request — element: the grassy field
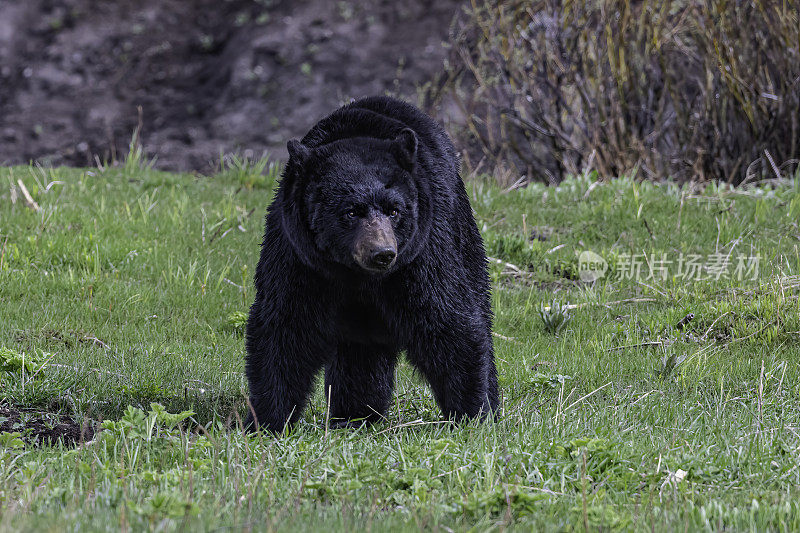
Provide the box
[1,161,800,531]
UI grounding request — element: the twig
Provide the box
[324,385,331,441]
[201,207,206,245]
[642,218,654,239]
[636,279,669,299]
[486,256,523,273]
[566,381,613,412]
[0,236,8,272]
[82,336,110,350]
[223,278,244,290]
[184,379,212,388]
[542,297,656,312]
[700,311,730,341]
[763,149,782,181]
[26,352,57,382]
[433,464,471,479]
[581,451,589,533]
[376,419,452,435]
[48,363,125,379]
[757,358,764,436]
[629,389,663,407]
[501,175,527,193]
[582,180,600,201]
[600,296,658,308]
[605,341,663,352]
[16,179,40,211]
[215,227,233,243]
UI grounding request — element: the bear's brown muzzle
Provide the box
[353,214,397,272]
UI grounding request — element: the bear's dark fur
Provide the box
[245,96,498,432]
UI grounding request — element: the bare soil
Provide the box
[0,404,95,447]
[0,0,462,172]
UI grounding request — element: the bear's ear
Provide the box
[391,128,418,171]
[287,139,310,166]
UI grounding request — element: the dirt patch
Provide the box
[0,0,463,172]
[0,404,95,447]
[13,328,110,351]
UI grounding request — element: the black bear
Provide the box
[245,96,498,432]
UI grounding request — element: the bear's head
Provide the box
[279,129,421,276]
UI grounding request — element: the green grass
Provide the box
[1,162,800,531]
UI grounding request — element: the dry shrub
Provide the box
[439,0,800,184]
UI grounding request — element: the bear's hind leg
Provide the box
[324,343,398,428]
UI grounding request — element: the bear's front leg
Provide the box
[406,321,498,421]
[244,302,329,433]
[324,343,398,428]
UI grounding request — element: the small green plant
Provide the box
[461,486,548,518]
[539,300,571,335]
[655,351,687,380]
[123,126,156,174]
[100,403,194,442]
[0,431,25,450]
[218,152,281,189]
[530,372,572,390]
[0,347,47,381]
[227,311,248,332]
[485,231,538,266]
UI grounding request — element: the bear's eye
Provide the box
[389,208,399,218]
[345,210,357,219]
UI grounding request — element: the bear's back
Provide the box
[300,96,458,177]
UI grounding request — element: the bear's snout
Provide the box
[370,248,396,268]
[353,215,397,273]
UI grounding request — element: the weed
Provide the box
[530,372,572,390]
[123,125,156,175]
[655,351,688,380]
[539,299,571,335]
[226,311,248,332]
[218,152,281,189]
[0,347,47,381]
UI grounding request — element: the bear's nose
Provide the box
[370,248,397,269]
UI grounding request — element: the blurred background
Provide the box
[1,0,798,184]
[0,0,462,171]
